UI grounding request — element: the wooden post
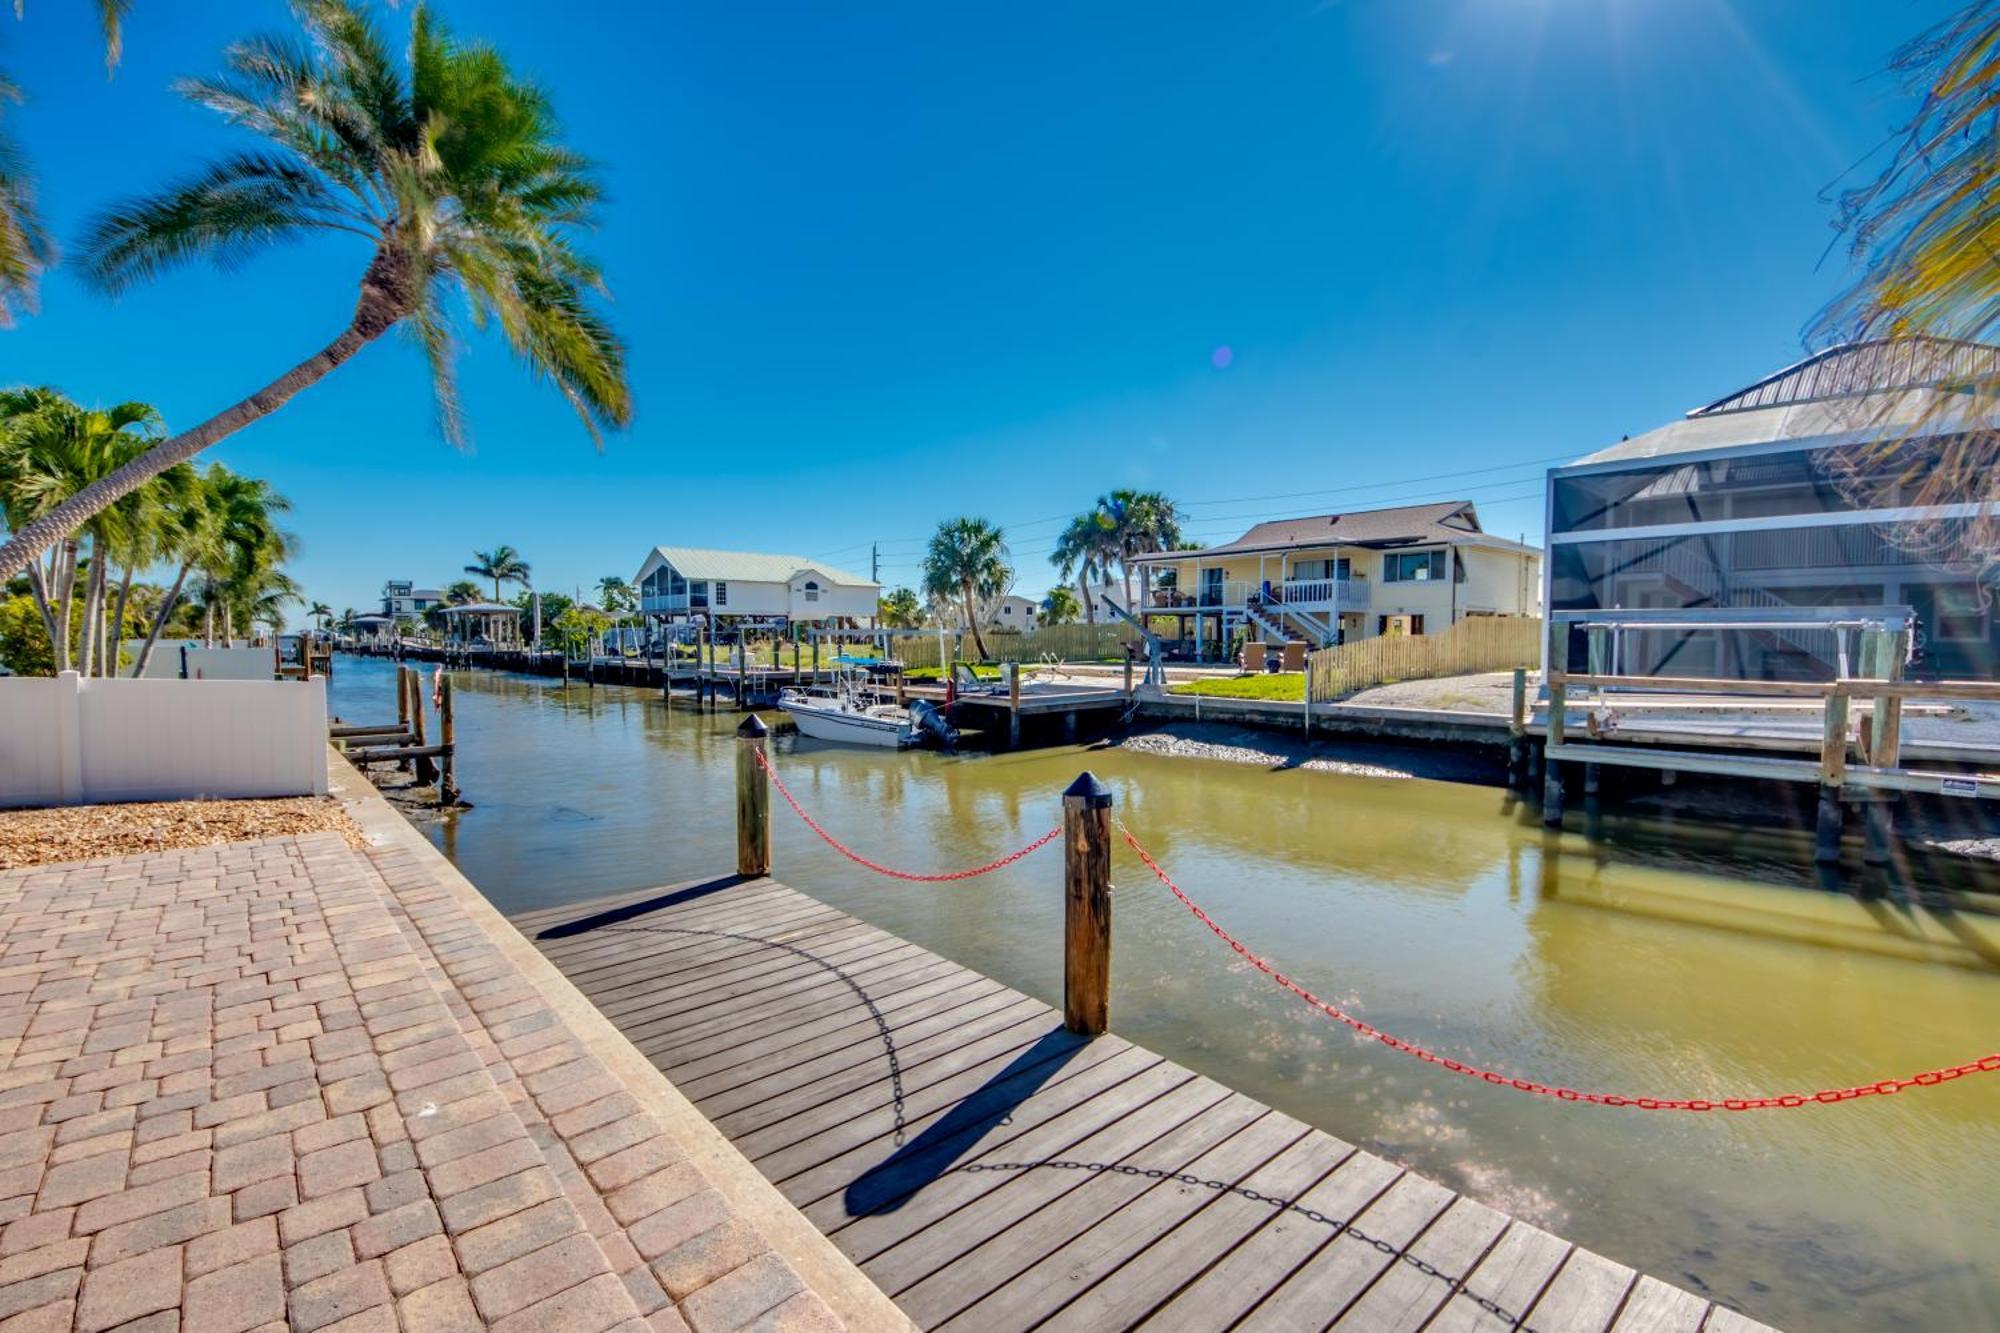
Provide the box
[1062,771,1113,1036]
[396,668,414,773]
[1542,625,1566,827]
[736,714,771,878]
[1122,654,1134,697]
[438,676,459,805]
[1816,687,1850,865]
[411,672,438,785]
[1508,666,1527,787]
[895,672,907,708]
[1008,664,1022,750]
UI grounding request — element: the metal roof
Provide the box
[636,546,877,587]
[1135,501,1536,562]
[1689,337,2000,417]
[1572,337,2000,469]
[440,602,521,615]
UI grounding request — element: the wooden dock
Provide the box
[514,877,1769,1332]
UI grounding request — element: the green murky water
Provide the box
[331,657,2000,1331]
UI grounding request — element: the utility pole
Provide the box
[871,541,880,583]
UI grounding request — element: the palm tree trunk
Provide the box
[961,584,990,661]
[131,562,190,678]
[0,257,408,582]
[203,602,214,648]
[24,562,61,671]
[78,549,102,678]
[108,564,136,677]
[54,540,79,674]
[1077,577,1095,626]
[1121,563,1135,615]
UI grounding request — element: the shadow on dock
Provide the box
[844,1026,1088,1217]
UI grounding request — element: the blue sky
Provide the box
[2,0,1957,621]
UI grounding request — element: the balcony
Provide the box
[1143,576,1369,612]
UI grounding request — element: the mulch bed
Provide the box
[0,797,368,870]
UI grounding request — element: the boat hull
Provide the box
[782,701,913,748]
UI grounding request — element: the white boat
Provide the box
[778,671,958,749]
[779,686,915,748]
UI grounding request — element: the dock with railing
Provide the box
[495,718,2000,1330]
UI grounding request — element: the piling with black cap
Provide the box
[737,714,771,877]
[1063,771,1114,1036]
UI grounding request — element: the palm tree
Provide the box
[1095,489,1184,612]
[596,575,632,615]
[0,72,51,328]
[466,546,531,602]
[1811,4,2000,567]
[308,601,332,631]
[2,1,132,323]
[0,0,631,583]
[922,517,1011,661]
[1051,511,1117,624]
[878,586,922,628]
[443,579,481,605]
[1041,586,1081,627]
[129,464,291,669]
[0,388,166,673]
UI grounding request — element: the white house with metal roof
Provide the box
[1130,501,1541,656]
[632,546,880,628]
[1545,336,2000,680]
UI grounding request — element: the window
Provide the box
[803,580,820,604]
[1384,550,1446,582]
[689,580,708,607]
[714,582,727,606]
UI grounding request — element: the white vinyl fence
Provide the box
[0,672,327,808]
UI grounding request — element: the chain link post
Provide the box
[736,714,771,878]
[1062,771,1113,1036]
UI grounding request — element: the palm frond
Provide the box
[76,152,355,294]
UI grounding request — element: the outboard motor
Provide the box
[909,698,960,750]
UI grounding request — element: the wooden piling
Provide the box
[1508,666,1527,787]
[736,714,772,878]
[396,669,414,774]
[438,676,459,806]
[1542,641,1566,827]
[1062,771,1113,1037]
[1007,666,1022,750]
[411,671,438,785]
[1816,687,1851,864]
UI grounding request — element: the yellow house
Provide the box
[1129,500,1541,659]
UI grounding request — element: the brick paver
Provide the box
[0,834,846,1331]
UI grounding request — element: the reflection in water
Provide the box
[331,657,2000,1332]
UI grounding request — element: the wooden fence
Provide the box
[1306,616,1540,700]
[896,622,1138,669]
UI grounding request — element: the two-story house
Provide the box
[381,580,445,620]
[1131,501,1541,658]
[633,546,880,631]
[985,594,1041,632]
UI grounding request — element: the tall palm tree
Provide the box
[922,517,1010,661]
[1051,511,1117,624]
[308,601,332,631]
[1095,489,1184,612]
[0,0,631,582]
[128,463,290,668]
[466,545,531,602]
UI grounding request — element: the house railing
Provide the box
[1144,576,1371,612]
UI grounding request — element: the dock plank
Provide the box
[517,878,1755,1332]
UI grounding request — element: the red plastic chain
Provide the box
[1115,819,2000,1110]
[753,747,1060,882]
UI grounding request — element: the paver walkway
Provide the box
[0,833,854,1332]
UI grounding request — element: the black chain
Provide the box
[605,923,908,1144]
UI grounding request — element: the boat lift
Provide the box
[1095,594,1167,689]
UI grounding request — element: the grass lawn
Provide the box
[1168,673,1304,701]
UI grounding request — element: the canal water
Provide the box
[330,657,1999,1331]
